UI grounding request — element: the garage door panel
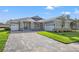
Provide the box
[11,24,19,31]
[45,26,54,31]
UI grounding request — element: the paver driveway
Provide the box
[4,31,79,52]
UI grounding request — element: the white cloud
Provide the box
[3,9,8,12]
[2,9,8,12]
[61,11,71,15]
[46,6,54,10]
[45,6,60,10]
[74,8,79,14]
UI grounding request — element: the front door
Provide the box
[24,22,30,30]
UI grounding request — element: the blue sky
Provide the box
[0,6,79,23]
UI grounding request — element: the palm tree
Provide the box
[56,14,71,32]
[56,14,66,32]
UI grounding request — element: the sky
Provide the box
[0,6,79,23]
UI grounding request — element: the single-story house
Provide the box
[44,17,72,32]
[7,15,78,32]
[70,20,79,30]
[0,23,9,28]
[7,16,44,31]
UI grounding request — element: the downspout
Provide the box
[53,23,55,31]
[19,21,20,31]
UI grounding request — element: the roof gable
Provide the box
[31,16,43,21]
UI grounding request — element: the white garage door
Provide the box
[11,24,19,31]
[45,25,54,31]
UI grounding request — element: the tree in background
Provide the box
[56,14,71,32]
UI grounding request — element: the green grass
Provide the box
[37,31,79,44]
[0,30,9,52]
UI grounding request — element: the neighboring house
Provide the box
[71,20,79,30]
[0,23,9,28]
[44,16,72,32]
[76,21,79,30]
[7,15,78,32]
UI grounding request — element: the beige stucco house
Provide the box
[7,16,75,32]
[0,23,9,28]
[44,17,72,32]
[70,20,79,30]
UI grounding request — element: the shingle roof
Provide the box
[9,16,44,22]
[31,16,43,21]
[0,23,9,28]
[0,23,4,25]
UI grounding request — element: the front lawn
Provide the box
[37,31,79,44]
[0,30,9,52]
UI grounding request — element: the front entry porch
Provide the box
[23,22,31,30]
[20,21,44,31]
[11,21,44,31]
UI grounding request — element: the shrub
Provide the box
[4,27,10,31]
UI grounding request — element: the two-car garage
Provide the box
[45,25,54,31]
[44,22,55,31]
